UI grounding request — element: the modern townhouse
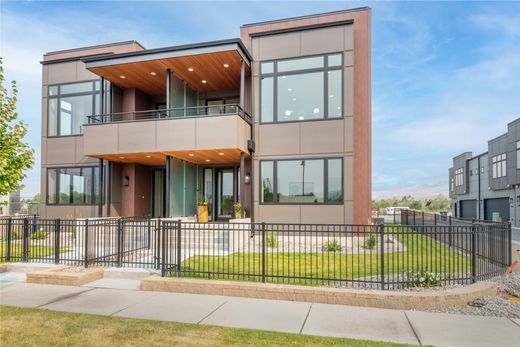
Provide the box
[40,7,371,224]
[449,118,520,226]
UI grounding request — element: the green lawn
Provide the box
[0,241,69,262]
[0,306,417,347]
[176,226,470,285]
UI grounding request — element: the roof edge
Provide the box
[45,40,145,56]
[241,6,370,28]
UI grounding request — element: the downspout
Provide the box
[477,156,481,219]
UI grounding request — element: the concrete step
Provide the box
[103,267,158,280]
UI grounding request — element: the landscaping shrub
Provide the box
[10,231,22,240]
[267,232,278,248]
[406,269,441,288]
[30,230,48,240]
[363,234,377,250]
[322,239,342,252]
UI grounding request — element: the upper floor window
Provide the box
[455,168,464,186]
[260,54,343,123]
[492,153,506,178]
[48,80,101,137]
[516,141,520,169]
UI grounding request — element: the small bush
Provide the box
[322,239,342,252]
[363,234,377,250]
[406,269,441,288]
[30,230,48,240]
[10,231,22,240]
[267,232,278,248]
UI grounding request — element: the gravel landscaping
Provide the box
[426,273,520,318]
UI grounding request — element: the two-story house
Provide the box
[40,7,372,224]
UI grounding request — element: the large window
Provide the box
[455,168,464,187]
[260,54,343,123]
[492,153,506,179]
[47,167,99,205]
[260,158,343,204]
[48,81,101,136]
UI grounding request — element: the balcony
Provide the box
[83,105,251,165]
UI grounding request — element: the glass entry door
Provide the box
[216,169,235,220]
[152,169,165,218]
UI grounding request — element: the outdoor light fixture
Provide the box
[150,72,157,76]
[145,155,151,158]
[205,159,211,162]
[188,153,195,157]
[201,80,207,84]
[188,68,194,72]
[123,176,129,186]
[119,75,126,79]
[244,175,251,184]
[219,152,224,156]
[223,64,229,68]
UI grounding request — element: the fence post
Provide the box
[261,222,266,283]
[380,223,385,290]
[117,218,123,267]
[54,219,60,264]
[393,209,396,224]
[471,220,477,283]
[507,222,512,265]
[6,217,12,262]
[147,218,152,249]
[84,219,89,268]
[413,210,416,226]
[160,220,166,277]
[176,219,182,272]
[23,218,29,262]
[422,211,425,226]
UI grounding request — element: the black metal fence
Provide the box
[0,215,512,290]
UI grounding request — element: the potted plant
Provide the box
[233,202,242,220]
[197,199,209,222]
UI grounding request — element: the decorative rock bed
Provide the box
[26,266,103,286]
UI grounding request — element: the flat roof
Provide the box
[82,38,252,68]
[45,40,145,56]
[241,7,370,27]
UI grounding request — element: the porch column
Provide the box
[105,161,111,217]
[239,59,245,112]
[100,77,105,114]
[98,159,104,217]
[166,68,171,116]
[165,155,171,217]
[240,153,245,218]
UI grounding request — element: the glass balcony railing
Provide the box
[86,104,251,125]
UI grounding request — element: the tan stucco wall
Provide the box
[243,9,371,225]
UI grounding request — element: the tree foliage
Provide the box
[0,57,35,198]
[372,194,451,212]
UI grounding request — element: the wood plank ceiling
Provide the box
[88,50,249,96]
[92,148,248,166]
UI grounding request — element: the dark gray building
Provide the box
[449,118,520,226]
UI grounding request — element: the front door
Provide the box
[216,168,236,220]
[152,169,165,218]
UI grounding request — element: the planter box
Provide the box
[197,206,208,222]
[27,266,103,286]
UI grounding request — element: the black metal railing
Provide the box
[86,104,252,125]
[0,216,511,290]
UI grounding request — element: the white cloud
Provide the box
[471,13,520,37]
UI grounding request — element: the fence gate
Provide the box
[160,220,181,275]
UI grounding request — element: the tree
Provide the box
[0,57,34,201]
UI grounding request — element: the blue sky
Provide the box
[1,1,519,199]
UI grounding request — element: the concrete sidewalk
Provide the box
[1,281,519,347]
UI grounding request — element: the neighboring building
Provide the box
[0,194,9,216]
[449,118,520,226]
[40,7,372,224]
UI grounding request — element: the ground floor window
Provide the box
[47,167,99,205]
[260,158,343,204]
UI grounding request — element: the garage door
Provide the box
[484,198,509,222]
[460,200,477,219]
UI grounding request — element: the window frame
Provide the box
[46,166,100,206]
[455,168,464,187]
[47,80,101,138]
[491,153,507,179]
[259,157,344,205]
[259,53,344,124]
